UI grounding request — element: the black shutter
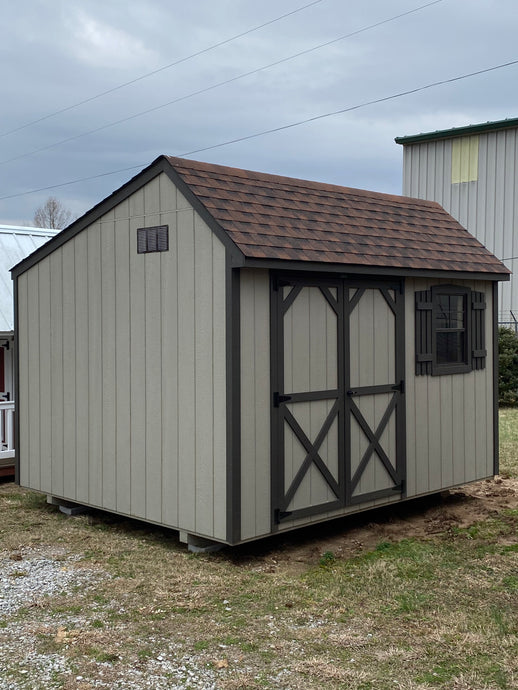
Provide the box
[415,289,433,375]
[471,290,487,370]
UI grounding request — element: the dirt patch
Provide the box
[229,476,518,573]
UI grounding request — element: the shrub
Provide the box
[499,326,518,406]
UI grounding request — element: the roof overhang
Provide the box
[395,116,518,146]
[241,257,510,282]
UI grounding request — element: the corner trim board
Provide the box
[493,283,499,476]
[226,262,241,544]
[13,277,20,485]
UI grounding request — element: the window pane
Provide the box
[435,295,464,329]
[436,331,465,365]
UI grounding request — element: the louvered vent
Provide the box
[137,225,169,254]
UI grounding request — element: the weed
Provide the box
[319,550,335,567]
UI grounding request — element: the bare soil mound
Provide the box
[230,476,518,572]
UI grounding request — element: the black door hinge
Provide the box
[274,508,292,523]
[273,392,292,407]
[392,380,405,395]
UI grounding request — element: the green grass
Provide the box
[500,406,518,476]
[0,409,517,688]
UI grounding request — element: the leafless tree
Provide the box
[33,196,74,230]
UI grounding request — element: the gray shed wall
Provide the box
[239,270,495,540]
[17,173,228,541]
[401,130,518,321]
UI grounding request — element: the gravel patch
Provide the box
[0,547,106,617]
[0,547,222,689]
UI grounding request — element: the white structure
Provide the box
[0,225,57,472]
[396,117,518,325]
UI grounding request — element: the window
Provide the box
[415,285,486,376]
[137,225,169,254]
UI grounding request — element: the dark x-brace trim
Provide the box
[272,274,406,525]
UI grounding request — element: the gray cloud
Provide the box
[2,0,517,224]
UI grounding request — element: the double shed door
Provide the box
[271,273,406,524]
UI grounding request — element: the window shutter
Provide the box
[471,290,486,370]
[415,289,433,375]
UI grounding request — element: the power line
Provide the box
[0,0,324,139]
[0,0,445,167]
[1,56,516,203]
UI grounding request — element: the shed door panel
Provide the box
[271,275,405,525]
[273,279,344,523]
[346,284,405,505]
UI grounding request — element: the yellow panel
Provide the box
[451,136,479,183]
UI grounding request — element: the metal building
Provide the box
[396,117,518,326]
[11,157,509,549]
[0,225,56,475]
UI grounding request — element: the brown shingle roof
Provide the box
[167,156,506,275]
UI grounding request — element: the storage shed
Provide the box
[11,156,509,549]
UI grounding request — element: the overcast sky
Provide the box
[1,0,517,226]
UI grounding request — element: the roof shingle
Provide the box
[166,156,508,276]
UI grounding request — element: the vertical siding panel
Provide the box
[463,373,476,482]
[39,260,52,493]
[503,131,515,267]
[129,190,146,519]
[373,290,389,493]
[451,375,465,486]
[494,135,506,261]
[75,232,89,503]
[87,224,102,506]
[404,278,417,497]
[114,211,131,515]
[359,291,375,495]
[212,237,227,541]
[291,289,310,509]
[240,269,270,541]
[253,271,270,537]
[17,274,30,487]
[101,220,117,511]
[177,208,196,532]
[161,202,179,529]
[414,360,429,493]
[349,290,361,479]
[477,135,489,249]
[194,215,214,536]
[143,176,163,521]
[240,272,256,540]
[62,241,77,499]
[144,249,163,524]
[50,250,64,498]
[27,268,41,490]
[427,371,441,492]
[441,141,452,212]
[439,377,453,488]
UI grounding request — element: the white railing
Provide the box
[0,400,15,460]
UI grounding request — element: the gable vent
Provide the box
[137,225,169,254]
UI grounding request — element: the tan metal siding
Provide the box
[18,173,227,541]
[402,130,517,320]
[405,277,494,497]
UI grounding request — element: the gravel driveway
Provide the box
[0,547,220,689]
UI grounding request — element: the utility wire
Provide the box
[0,0,324,139]
[1,56,516,202]
[0,0,445,166]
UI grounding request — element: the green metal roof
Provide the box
[395,116,518,145]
